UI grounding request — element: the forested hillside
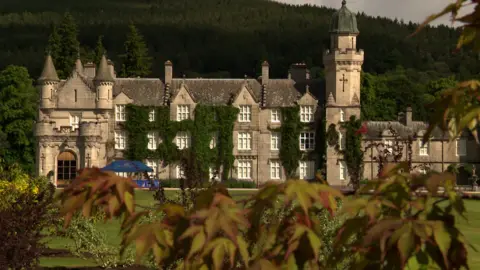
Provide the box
[0,0,478,80]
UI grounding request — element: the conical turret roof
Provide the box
[38,53,59,82]
[330,0,359,34]
[94,54,114,82]
[74,52,83,74]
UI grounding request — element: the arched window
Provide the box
[57,151,77,186]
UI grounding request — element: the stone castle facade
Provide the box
[34,1,479,187]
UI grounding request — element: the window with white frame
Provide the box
[237,160,252,179]
[456,138,467,156]
[340,161,347,180]
[115,105,126,121]
[271,109,280,123]
[238,105,251,122]
[300,105,314,123]
[340,109,345,122]
[147,132,158,150]
[271,132,280,150]
[299,132,315,150]
[419,140,429,156]
[177,105,190,121]
[210,132,218,149]
[238,132,252,150]
[145,159,157,178]
[384,140,393,154]
[338,132,344,150]
[115,130,126,149]
[176,131,190,149]
[299,161,315,180]
[176,165,185,179]
[270,160,281,179]
[70,115,80,130]
[115,172,128,178]
[209,166,220,181]
[149,109,155,122]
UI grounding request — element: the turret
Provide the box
[94,54,114,110]
[329,0,359,51]
[38,53,60,109]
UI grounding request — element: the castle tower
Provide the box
[324,0,364,187]
[94,54,114,110]
[38,53,60,109]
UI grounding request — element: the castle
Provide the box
[34,1,479,187]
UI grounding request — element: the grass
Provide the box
[40,190,480,269]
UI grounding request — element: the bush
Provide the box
[0,163,56,269]
[159,178,257,188]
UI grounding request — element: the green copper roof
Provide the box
[94,54,114,82]
[38,53,59,82]
[330,0,359,34]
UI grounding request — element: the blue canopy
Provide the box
[101,160,154,173]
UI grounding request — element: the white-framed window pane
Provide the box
[176,165,185,179]
[299,161,315,180]
[299,132,315,150]
[271,132,280,150]
[238,105,252,122]
[338,132,344,150]
[176,105,190,121]
[340,161,347,180]
[340,109,345,122]
[176,131,190,149]
[457,139,467,156]
[147,132,158,150]
[70,115,80,130]
[384,140,393,154]
[209,166,219,181]
[271,109,280,123]
[419,140,429,156]
[300,105,314,123]
[238,132,252,150]
[115,105,126,121]
[237,160,252,179]
[270,160,281,179]
[210,132,218,149]
[145,159,158,178]
[116,172,128,178]
[115,130,126,149]
[149,109,155,122]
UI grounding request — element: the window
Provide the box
[115,105,126,122]
[419,140,429,156]
[271,132,280,150]
[340,161,347,180]
[300,132,315,150]
[384,140,393,154]
[145,159,157,178]
[456,138,467,156]
[115,130,126,149]
[115,172,128,178]
[238,105,251,122]
[176,165,185,179]
[238,132,252,150]
[74,89,77,102]
[70,115,80,130]
[237,160,252,179]
[338,132,344,150]
[210,132,218,149]
[176,132,190,149]
[299,161,315,180]
[149,109,155,122]
[147,132,158,150]
[271,109,280,123]
[300,106,314,123]
[419,168,427,175]
[270,160,281,179]
[340,109,345,122]
[177,105,190,121]
[209,166,219,181]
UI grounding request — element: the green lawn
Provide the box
[40,190,480,269]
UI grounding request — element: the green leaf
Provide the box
[236,236,250,267]
[397,231,415,265]
[433,223,452,268]
[212,245,226,270]
[188,230,206,259]
[286,255,298,270]
[306,230,322,260]
[135,234,154,263]
[124,191,134,214]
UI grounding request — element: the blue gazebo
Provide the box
[101,160,159,188]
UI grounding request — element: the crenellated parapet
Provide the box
[34,120,56,137]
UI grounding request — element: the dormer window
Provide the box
[271,109,280,123]
[340,109,345,122]
[300,106,314,123]
[239,105,251,122]
[177,105,189,121]
[115,105,126,122]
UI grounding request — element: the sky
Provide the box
[274,0,474,26]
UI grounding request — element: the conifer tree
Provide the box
[46,24,61,63]
[120,24,152,77]
[94,35,105,66]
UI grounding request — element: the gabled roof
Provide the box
[169,82,197,103]
[365,121,447,139]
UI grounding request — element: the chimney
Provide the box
[289,62,309,82]
[261,61,269,85]
[107,59,116,79]
[84,62,96,78]
[406,107,413,126]
[165,60,173,85]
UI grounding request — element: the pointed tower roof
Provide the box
[326,92,336,106]
[330,0,359,34]
[94,54,114,82]
[38,53,59,82]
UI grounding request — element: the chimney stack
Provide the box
[289,62,309,82]
[165,60,173,85]
[406,107,413,126]
[261,61,269,85]
[84,62,96,78]
[107,59,116,79]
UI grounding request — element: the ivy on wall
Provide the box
[124,104,238,180]
[338,116,364,189]
[278,106,304,178]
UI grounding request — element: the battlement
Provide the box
[79,121,101,137]
[323,48,364,65]
[34,121,55,137]
[324,48,364,56]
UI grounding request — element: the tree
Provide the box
[46,24,61,64]
[93,35,105,66]
[120,24,152,77]
[0,66,37,173]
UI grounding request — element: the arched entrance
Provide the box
[57,151,77,186]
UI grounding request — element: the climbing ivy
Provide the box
[325,124,339,147]
[278,106,303,178]
[124,104,238,181]
[338,116,364,189]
